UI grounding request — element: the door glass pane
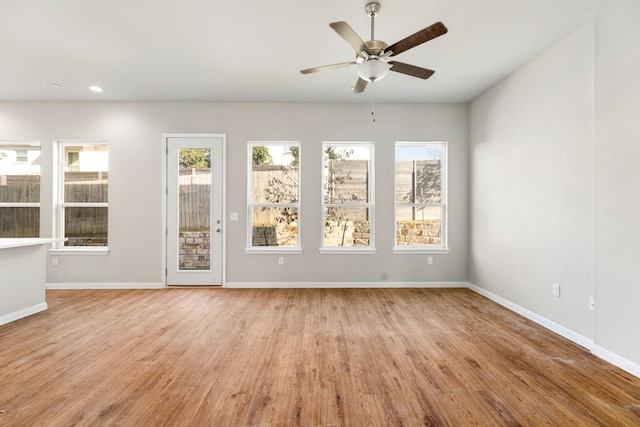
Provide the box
[178,148,211,271]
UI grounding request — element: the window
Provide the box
[247,142,300,251]
[53,141,109,251]
[322,142,374,252]
[0,141,41,237]
[15,149,28,163]
[394,142,448,252]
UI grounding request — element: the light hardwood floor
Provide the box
[0,288,639,426]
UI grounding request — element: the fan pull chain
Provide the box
[371,81,376,123]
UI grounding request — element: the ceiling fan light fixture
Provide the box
[357,59,390,82]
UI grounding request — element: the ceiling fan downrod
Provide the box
[366,2,381,41]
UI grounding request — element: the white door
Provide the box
[166,135,224,285]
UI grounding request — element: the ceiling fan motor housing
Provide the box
[363,40,388,56]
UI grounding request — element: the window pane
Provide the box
[251,207,298,247]
[0,207,39,237]
[395,146,442,204]
[396,206,442,246]
[0,142,41,237]
[0,142,40,203]
[0,175,40,203]
[251,145,299,204]
[415,160,442,203]
[323,145,370,204]
[64,145,108,203]
[324,207,370,247]
[64,207,108,246]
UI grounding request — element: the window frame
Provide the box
[246,141,302,254]
[393,141,449,254]
[320,141,375,254]
[52,140,109,254]
[0,140,41,238]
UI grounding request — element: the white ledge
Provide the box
[392,247,450,255]
[319,248,377,255]
[49,247,110,256]
[245,248,303,255]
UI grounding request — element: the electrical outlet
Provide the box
[230,212,238,221]
[552,283,561,297]
[52,257,59,266]
[589,297,595,311]
[278,257,284,265]
[427,256,433,265]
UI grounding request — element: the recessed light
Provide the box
[89,86,104,93]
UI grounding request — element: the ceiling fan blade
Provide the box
[352,77,368,94]
[389,61,435,79]
[300,61,356,75]
[330,21,367,54]
[386,21,448,57]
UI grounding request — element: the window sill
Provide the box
[245,248,303,255]
[319,248,377,255]
[49,247,110,256]
[392,247,450,255]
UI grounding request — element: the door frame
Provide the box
[161,133,226,287]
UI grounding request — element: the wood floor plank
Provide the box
[0,288,639,426]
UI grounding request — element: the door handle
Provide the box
[216,228,221,233]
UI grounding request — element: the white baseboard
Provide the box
[46,282,164,290]
[467,283,593,349]
[0,302,48,326]
[225,281,469,289]
[591,345,640,379]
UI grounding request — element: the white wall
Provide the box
[470,0,640,373]
[593,0,640,369]
[469,21,596,339]
[0,102,469,286]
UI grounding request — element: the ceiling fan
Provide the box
[300,2,448,94]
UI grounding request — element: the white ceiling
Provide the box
[0,0,607,103]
